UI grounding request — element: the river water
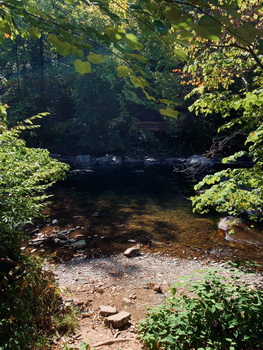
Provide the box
[43,168,263,269]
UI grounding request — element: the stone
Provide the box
[153,284,163,293]
[122,298,131,304]
[68,239,77,244]
[186,155,213,168]
[104,311,131,328]
[72,239,87,250]
[129,293,137,299]
[56,233,68,240]
[75,234,85,241]
[52,219,59,225]
[144,157,160,167]
[99,305,117,316]
[30,228,40,235]
[124,246,140,257]
[75,154,91,166]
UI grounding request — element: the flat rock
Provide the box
[104,311,131,328]
[99,305,117,316]
[124,246,140,257]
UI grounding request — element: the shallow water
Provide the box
[42,169,263,268]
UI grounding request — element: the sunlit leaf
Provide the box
[126,53,148,63]
[87,52,105,64]
[74,59,92,75]
[159,99,176,105]
[124,33,142,49]
[117,65,134,77]
[160,108,178,118]
[130,76,149,89]
[143,90,157,101]
[28,27,41,39]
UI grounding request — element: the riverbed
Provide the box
[34,168,263,269]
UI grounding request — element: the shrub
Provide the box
[138,270,263,350]
[0,253,75,350]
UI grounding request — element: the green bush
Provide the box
[0,252,74,350]
[138,270,263,350]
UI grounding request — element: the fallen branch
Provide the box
[91,338,134,347]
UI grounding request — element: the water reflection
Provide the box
[42,169,263,268]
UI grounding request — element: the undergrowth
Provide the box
[138,269,263,350]
[0,225,77,350]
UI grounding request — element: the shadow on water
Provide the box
[34,168,263,268]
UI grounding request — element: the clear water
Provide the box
[43,169,263,268]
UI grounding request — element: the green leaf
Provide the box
[159,99,176,105]
[174,49,187,62]
[0,20,11,35]
[28,27,41,39]
[48,34,72,57]
[104,25,124,42]
[117,65,134,77]
[143,90,157,101]
[164,7,182,24]
[79,343,88,350]
[126,53,148,63]
[130,76,149,89]
[160,108,178,118]
[74,59,92,75]
[154,20,169,35]
[87,52,105,64]
[194,15,221,41]
[124,33,142,49]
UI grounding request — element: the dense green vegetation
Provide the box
[0,0,262,348]
[138,269,263,349]
[0,0,262,220]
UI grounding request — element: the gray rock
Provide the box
[75,154,91,166]
[93,155,114,165]
[68,238,77,244]
[99,305,117,316]
[124,246,140,257]
[144,157,160,167]
[72,239,87,250]
[52,219,59,225]
[104,311,131,328]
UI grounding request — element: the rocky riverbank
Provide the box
[49,252,263,350]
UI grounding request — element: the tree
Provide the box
[0,0,262,220]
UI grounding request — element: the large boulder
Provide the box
[186,155,213,168]
[185,155,213,179]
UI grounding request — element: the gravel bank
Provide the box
[48,252,263,290]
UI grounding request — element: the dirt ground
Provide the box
[48,252,263,350]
